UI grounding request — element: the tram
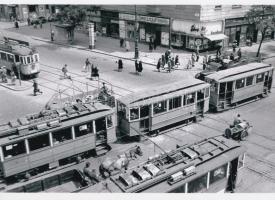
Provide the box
[0,101,116,179]
[77,135,246,193]
[0,38,40,78]
[117,79,210,138]
[204,62,274,112]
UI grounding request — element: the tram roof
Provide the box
[206,62,274,83]
[0,102,113,143]
[80,136,246,193]
[118,79,210,107]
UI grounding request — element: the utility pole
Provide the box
[169,18,172,49]
[134,5,139,59]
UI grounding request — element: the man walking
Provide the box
[33,79,43,96]
[118,59,123,72]
[51,30,55,42]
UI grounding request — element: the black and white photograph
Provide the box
[0,1,275,197]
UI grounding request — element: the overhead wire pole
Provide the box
[134,5,139,59]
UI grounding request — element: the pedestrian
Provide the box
[153,38,157,50]
[175,55,180,67]
[232,40,237,52]
[91,66,99,80]
[40,20,43,29]
[62,64,71,79]
[10,71,16,85]
[195,48,200,62]
[157,58,161,72]
[203,55,207,70]
[135,59,139,74]
[118,59,123,72]
[191,53,196,67]
[84,58,91,72]
[125,40,130,51]
[33,79,43,96]
[1,66,7,83]
[165,50,169,63]
[14,20,19,28]
[51,30,55,42]
[120,38,124,48]
[171,57,175,69]
[161,55,166,68]
[27,17,31,26]
[167,58,171,73]
[138,60,143,75]
[237,48,242,60]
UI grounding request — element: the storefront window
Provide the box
[153,100,167,114]
[209,164,227,184]
[188,174,208,193]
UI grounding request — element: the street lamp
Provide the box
[134,5,139,59]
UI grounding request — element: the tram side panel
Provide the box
[232,83,264,103]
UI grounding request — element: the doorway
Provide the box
[155,31,161,45]
[226,81,233,103]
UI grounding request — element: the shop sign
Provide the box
[119,13,169,25]
[111,20,119,24]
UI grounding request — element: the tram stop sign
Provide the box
[195,39,202,47]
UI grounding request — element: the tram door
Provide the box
[227,158,238,192]
[226,81,233,103]
[95,117,107,145]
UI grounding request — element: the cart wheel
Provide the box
[240,131,247,141]
[224,128,232,139]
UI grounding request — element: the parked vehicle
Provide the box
[224,121,252,141]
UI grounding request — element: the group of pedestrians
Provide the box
[82,58,99,80]
[116,59,143,75]
[156,50,180,72]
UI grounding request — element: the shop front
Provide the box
[171,20,226,51]
[118,13,170,46]
[101,10,119,38]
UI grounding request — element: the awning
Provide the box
[205,34,228,41]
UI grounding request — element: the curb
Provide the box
[31,37,158,66]
[0,83,32,91]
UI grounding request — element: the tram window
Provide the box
[118,102,127,119]
[7,54,14,62]
[95,117,106,132]
[0,52,7,60]
[256,73,264,83]
[29,134,50,151]
[3,141,26,158]
[106,115,113,128]
[153,100,167,114]
[75,122,93,138]
[238,154,245,169]
[186,93,195,105]
[235,78,245,89]
[52,128,72,145]
[246,76,254,86]
[209,164,227,184]
[187,174,208,193]
[27,56,31,64]
[205,87,210,98]
[197,89,204,101]
[15,55,20,62]
[20,57,24,64]
[169,96,182,110]
[130,108,139,120]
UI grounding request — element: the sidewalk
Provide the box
[3,21,275,66]
[0,79,32,91]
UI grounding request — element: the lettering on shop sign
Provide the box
[191,24,207,33]
[119,13,169,25]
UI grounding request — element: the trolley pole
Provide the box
[134,5,139,59]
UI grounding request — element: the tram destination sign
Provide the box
[119,13,170,25]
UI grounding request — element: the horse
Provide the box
[99,145,143,178]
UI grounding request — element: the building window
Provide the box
[246,76,254,86]
[74,122,93,138]
[232,5,242,9]
[188,174,208,193]
[130,108,139,121]
[52,128,72,145]
[29,134,50,151]
[186,93,196,105]
[106,115,113,128]
[214,5,222,10]
[209,164,227,184]
[169,96,182,110]
[153,100,167,114]
[197,89,204,101]
[140,105,150,118]
[256,73,264,83]
[235,78,245,89]
[3,141,26,158]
